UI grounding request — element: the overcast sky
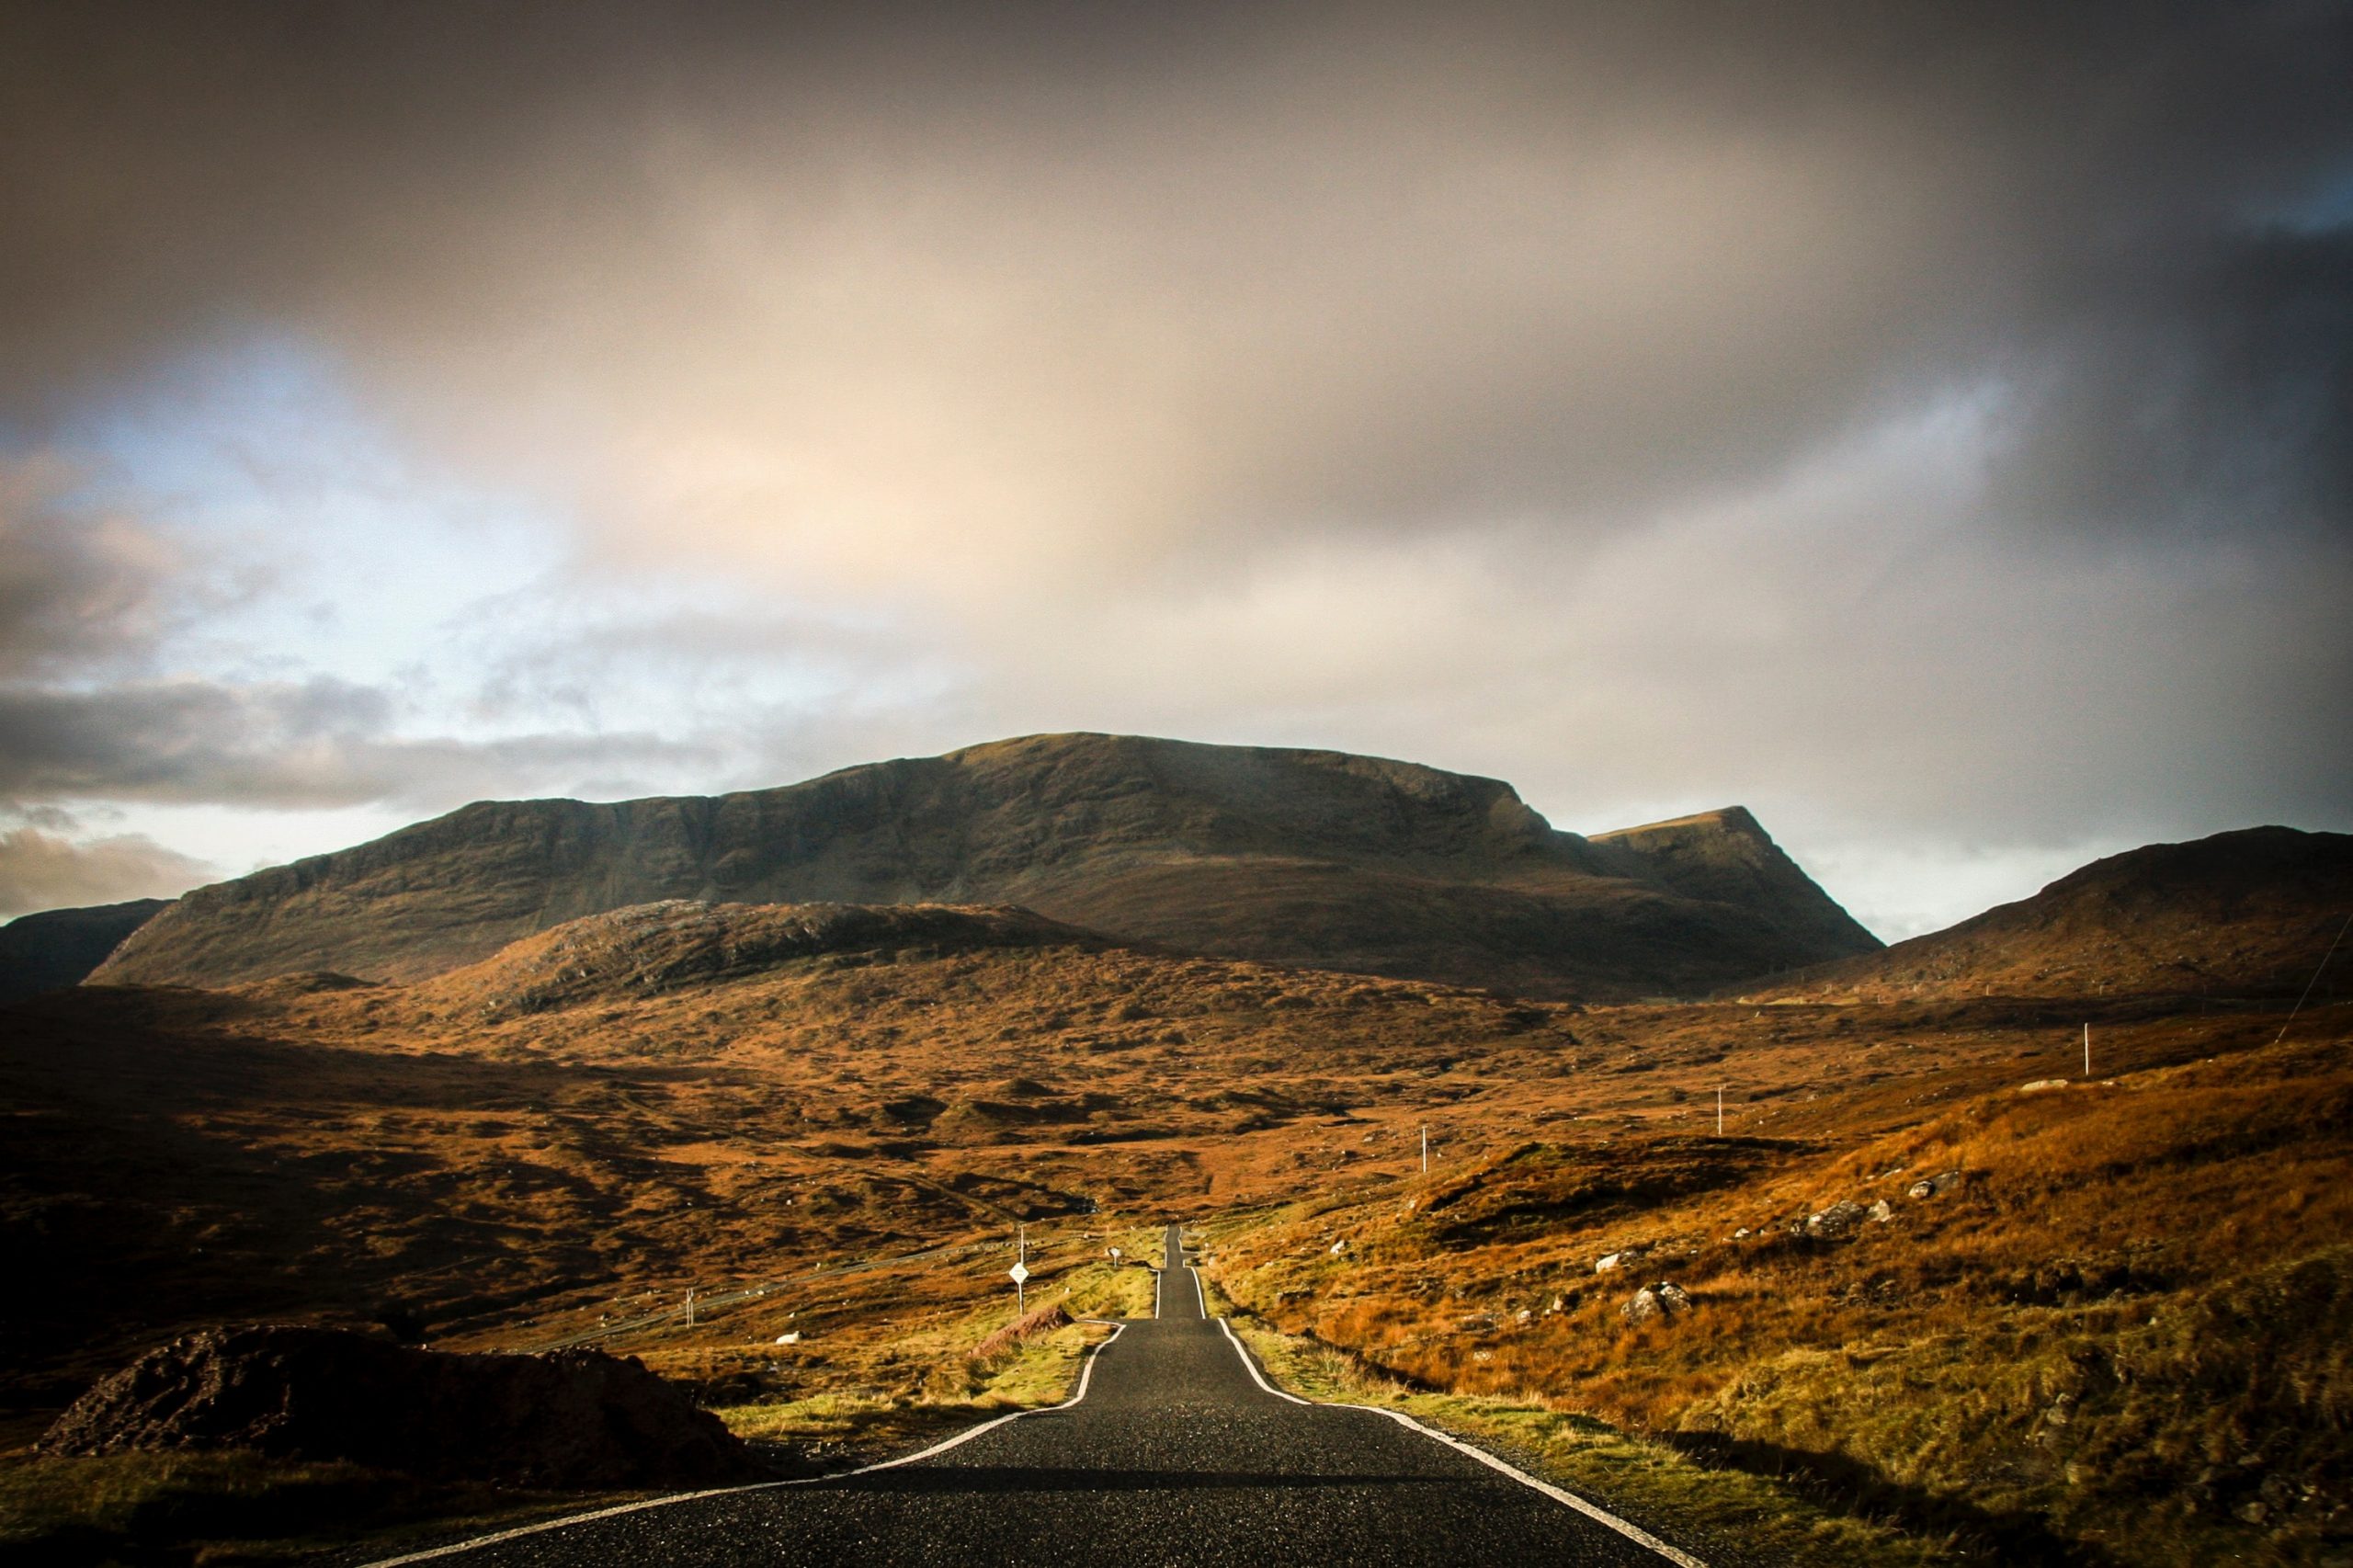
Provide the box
[2,1,2347,938]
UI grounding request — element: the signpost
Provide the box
[1011,1221,1029,1313]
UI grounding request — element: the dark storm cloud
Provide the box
[1992,223,2353,540]
[0,1,2347,923]
[4,1,2347,548]
[0,676,712,811]
[0,453,180,676]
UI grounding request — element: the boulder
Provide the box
[38,1325,762,1488]
[1622,1282,1694,1323]
[1868,1199,1896,1223]
[1907,1170,1965,1200]
[1805,1199,1869,1238]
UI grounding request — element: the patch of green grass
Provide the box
[710,1319,1116,1465]
[1220,1313,1964,1568]
[710,1258,1140,1470]
[977,1319,1111,1405]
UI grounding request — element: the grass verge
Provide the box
[1216,1306,1967,1568]
[707,1254,1149,1469]
[0,1256,1158,1566]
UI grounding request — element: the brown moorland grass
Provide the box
[0,1250,1154,1564]
[1203,1021,2353,1564]
[2,894,2347,1562]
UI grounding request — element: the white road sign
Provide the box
[1008,1262,1030,1285]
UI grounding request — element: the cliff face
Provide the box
[1750,825,2353,1002]
[90,733,1881,1000]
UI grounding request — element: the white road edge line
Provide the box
[1211,1309,1710,1568]
[357,1322,1128,1567]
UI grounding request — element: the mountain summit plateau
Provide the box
[90,733,1879,999]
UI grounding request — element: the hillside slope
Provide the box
[0,899,167,1006]
[90,734,1879,999]
[1751,825,2353,1001]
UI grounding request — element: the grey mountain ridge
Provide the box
[91,733,1881,1000]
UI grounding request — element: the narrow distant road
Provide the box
[380,1226,1697,1567]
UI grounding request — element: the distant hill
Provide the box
[0,899,167,1005]
[89,733,1880,1001]
[1748,825,2353,1002]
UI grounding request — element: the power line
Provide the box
[2274,910,2353,1046]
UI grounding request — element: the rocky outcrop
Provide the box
[38,1325,762,1488]
[90,733,1881,1002]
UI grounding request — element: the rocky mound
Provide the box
[91,733,1881,1000]
[439,899,1102,1016]
[0,897,167,1005]
[971,1303,1074,1363]
[1752,825,2353,1002]
[39,1325,763,1488]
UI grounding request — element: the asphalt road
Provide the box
[381,1226,1696,1567]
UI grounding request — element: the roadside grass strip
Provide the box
[1211,1305,1960,1568]
[354,1323,1127,1567]
[1211,1313,1709,1568]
